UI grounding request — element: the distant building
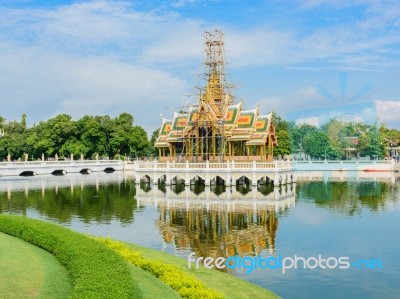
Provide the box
[343,136,359,160]
[385,145,400,158]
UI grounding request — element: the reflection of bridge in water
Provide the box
[296,170,399,184]
[0,173,137,224]
[0,172,127,200]
[136,183,295,261]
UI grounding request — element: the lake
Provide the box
[0,172,399,299]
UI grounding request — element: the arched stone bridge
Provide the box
[0,160,123,176]
[131,160,295,187]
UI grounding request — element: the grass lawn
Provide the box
[0,215,136,298]
[0,232,71,299]
[123,242,280,299]
[129,264,180,299]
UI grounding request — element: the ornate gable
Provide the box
[155,118,172,148]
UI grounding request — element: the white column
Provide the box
[205,160,210,185]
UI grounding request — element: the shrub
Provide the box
[99,238,224,299]
[0,215,136,299]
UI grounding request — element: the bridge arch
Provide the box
[256,175,274,186]
[19,171,37,176]
[236,175,251,186]
[210,175,226,186]
[157,174,167,184]
[170,175,185,185]
[80,168,92,174]
[190,183,205,195]
[190,175,205,185]
[140,174,152,183]
[52,169,67,175]
[257,183,274,196]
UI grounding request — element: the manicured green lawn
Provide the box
[0,215,136,299]
[0,232,71,299]
[123,242,280,299]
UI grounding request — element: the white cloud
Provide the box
[138,21,204,66]
[171,0,201,8]
[223,28,294,67]
[0,46,187,131]
[357,106,377,123]
[323,106,377,124]
[301,0,375,9]
[0,1,198,131]
[1,0,400,132]
[0,1,203,62]
[375,100,400,128]
[1,1,400,70]
[269,83,379,126]
[295,116,319,127]
[260,86,324,117]
[293,106,378,128]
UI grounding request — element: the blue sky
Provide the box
[0,0,399,133]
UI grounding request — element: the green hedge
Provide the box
[99,238,223,299]
[0,215,136,299]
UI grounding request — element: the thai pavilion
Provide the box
[154,30,277,162]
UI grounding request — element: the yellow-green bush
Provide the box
[99,238,224,299]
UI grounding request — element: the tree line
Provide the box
[274,114,400,160]
[0,113,151,161]
[1,113,399,161]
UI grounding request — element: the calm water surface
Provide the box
[0,172,399,299]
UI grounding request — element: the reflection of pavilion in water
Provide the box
[136,183,295,260]
[137,181,296,203]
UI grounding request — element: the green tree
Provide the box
[360,124,384,159]
[0,120,28,160]
[1,113,159,161]
[96,113,150,159]
[322,118,347,158]
[110,113,136,158]
[60,138,89,158]
[26,114,77,159]
[380,124,400,157]
[273,113,291,159]
[21,113,27,129]
[149,129,159,157]
[130,126,150,158]
[0,116,5,128]
[98,115,114,158]
[302,131,336,159]
[289,123,318,155]
[76,115,106,158]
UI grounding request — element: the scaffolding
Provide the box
[173,30,232,162]
[155,29,277,162]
